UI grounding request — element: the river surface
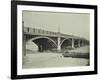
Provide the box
[22,50,89,69]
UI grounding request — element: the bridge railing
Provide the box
[24,27,58,36]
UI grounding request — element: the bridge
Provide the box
[23,25,89,56]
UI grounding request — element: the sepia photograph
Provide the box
[11,1,97,79]
[22,11,90,69]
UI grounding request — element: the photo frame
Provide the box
[11,0,97,79]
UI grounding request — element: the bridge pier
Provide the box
[57,37,61,52]
[38,45,43,52]
[78,39,81,47]
[57,32,61,52]
[71,38,75,49]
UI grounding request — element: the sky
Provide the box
[23,11,90,40]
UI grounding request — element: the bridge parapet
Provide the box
[24,27,58,37]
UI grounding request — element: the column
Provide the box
[57,32,61,52]
[78,39,81,47]
[57,37,61,52]
[71,38,74,49]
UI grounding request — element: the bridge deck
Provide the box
[24,27,86,40]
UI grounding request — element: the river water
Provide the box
[22,50,89,69]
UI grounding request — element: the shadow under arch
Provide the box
[30,36,57,52]
[60,38,72,50]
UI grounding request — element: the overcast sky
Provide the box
[23,11,90,40]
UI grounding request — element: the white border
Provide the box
[17,5,94,75]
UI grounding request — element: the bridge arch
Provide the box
[60,38,73,50]
[29,36,57,52]
[60,38,72,46]
[30,36,57,46]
